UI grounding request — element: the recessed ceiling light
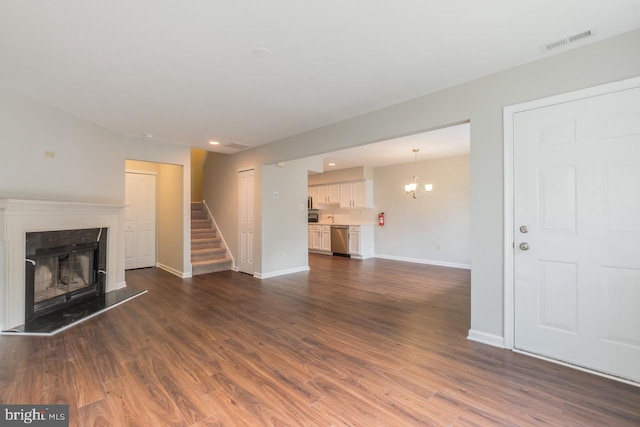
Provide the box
[252,47,271,57]
[328,162,336,166]
[209,140,220,145]
[143,133,153,139]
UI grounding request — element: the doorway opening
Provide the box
[125,160,185,276]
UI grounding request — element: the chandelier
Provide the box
[404,148,433,199]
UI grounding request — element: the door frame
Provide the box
[503,75,640,350]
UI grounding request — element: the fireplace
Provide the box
[0,199,126,332]
[25,228,107,322]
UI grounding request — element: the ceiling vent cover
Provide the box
[542,28,596,52]
[224,143,252,151]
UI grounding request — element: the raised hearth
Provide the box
[4,286,146,335]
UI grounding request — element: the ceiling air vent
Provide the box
[542,28,596,52]
[224,143,252,151]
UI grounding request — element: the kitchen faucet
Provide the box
[327,215,334,223]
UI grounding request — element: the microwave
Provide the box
[308,209,319,223]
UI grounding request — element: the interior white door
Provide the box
[124,172,156,269]
[238,169,254,274]
[514,86,640,382]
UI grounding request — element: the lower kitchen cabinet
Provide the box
[309,224,374,258]
[308,225,332,253]
[348,225,374,259]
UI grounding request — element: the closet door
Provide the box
[125,172,156,269]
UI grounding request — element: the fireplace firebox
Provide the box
[25,228,107,322]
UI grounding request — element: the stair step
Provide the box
[192,231,217,241]
[191,210,208,220]
[192,257,233,275]
[192,237,222,250]
[191,247,227,261]
[192,227,216,235]
[191,218,213,229]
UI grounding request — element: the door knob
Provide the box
[519,242,530,251]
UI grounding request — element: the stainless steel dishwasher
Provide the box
[330,225,350,257]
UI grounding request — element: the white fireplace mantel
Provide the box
[0,199,124,330]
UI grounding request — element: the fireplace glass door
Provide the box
[25,228,107,321]
[32,248,96,313]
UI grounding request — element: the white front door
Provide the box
[125,172,156,269]
[513,85,640,382]
[238,169,254,274]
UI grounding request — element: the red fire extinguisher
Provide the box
[378,212,385,226]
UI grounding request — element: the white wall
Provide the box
[0,85,129,286]
[202,29,640,341]
[260,156,323,277]
[156,163,185,275]
[0,85,125,203]
[0,85,193,287]
[191,148,207,202]
[374,155,470,268]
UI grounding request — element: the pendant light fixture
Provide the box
[404,148,433,199]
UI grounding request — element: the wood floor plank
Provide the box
[1,255,639,425]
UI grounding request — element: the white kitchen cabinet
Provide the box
[314,185,326,205]
[339,182,352,208]
[312,183,340,205]
[320,225,331,251]
[308,224,332,253]
[339,180,373,208]
[310,225,322,249]
[348,226,360,255]
[327,184,340,204]
[348,225,374,259]
[308,185,317,205]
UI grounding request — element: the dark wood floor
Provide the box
[1,254,639,426]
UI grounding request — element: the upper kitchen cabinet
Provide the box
[339,180,373,208]
[314,183,340,205]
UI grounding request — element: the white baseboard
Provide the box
[111,280,127,291]
[156,263,191,278]
[374,254,471,270]
[255,265,310,279]
[467,329,505,348]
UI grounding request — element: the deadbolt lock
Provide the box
[519,225,528,233]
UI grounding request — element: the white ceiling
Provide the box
[1,1,639,154]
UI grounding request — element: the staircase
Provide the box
[191,202,233,275]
